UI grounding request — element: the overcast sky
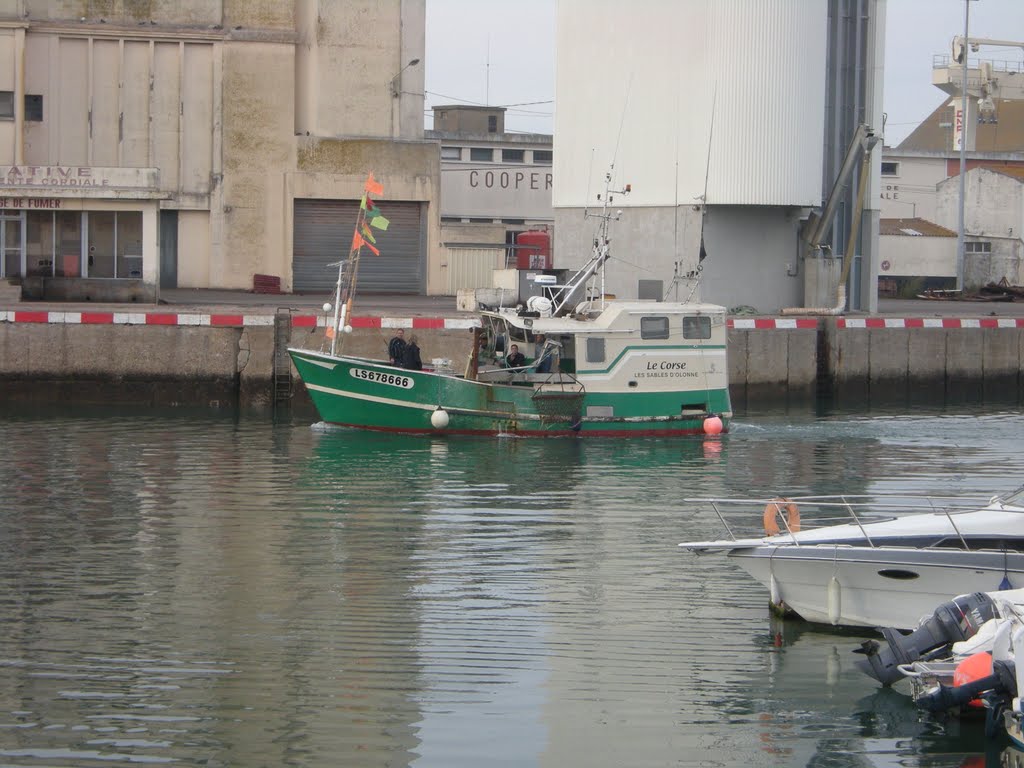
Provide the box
[424,0,1024,146]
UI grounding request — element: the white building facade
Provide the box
[552,0,885,312]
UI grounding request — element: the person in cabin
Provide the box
[505,344,527,369]
[533,334,552,373]
[388,328,407,366]
[401,334,423,370]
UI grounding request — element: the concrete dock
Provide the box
[3,289,1024,409]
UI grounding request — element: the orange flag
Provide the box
[364,173,383,196]
[352,231,365,251]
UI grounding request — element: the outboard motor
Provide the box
[916,659,1017,714]
[855,592,1000,686]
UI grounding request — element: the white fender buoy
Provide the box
[703,415,723,435]
[827,575,842,625]
[322,302,332,313]
[769,572,781,606]
[431,408,450,429]
[343,325,353,334]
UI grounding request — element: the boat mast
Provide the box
[551,169,630,316]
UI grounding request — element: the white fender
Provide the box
[827,575,842,625]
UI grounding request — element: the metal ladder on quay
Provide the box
[272,308,293,406]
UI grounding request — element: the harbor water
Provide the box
[2,401,1024,767]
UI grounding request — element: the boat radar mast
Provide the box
[547,169,630,317]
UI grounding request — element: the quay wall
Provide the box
[1,310,1023,407]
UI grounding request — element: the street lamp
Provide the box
[955,0,978,292]
[390,58,420,98]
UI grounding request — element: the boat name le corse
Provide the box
[350,368,414,389]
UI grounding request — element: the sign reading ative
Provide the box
[0,166,158,190]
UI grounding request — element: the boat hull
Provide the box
[727,545,1024,630]
[289,349,730,437]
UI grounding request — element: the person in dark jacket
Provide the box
[388,328,407,365]
[505,344,527,368]
[401,334,423,370]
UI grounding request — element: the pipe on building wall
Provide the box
[783,144,873,316]
[15,26,25,164]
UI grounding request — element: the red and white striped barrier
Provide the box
[2,311,1024,330]
[0,310,480,329]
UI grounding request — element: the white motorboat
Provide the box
[679,487,1024,630]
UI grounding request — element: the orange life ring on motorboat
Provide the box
[763,498,801,536]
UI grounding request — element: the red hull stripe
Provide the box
[324,421,723,438]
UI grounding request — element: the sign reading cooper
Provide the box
[469,169,553,191]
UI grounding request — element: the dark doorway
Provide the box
[159,210,178,289]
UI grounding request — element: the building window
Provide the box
[488,115,497,133]
[683,316,711,340]
[0,93,43,121]
[470,147,493,162]
[881,161,899,176]
[533,150,552,164]
[501,219,525,225]
[966,241,992,253]
[441,146,462,160]
[441,216,462,223]
[468,217,494,223]
[503,149,525,163]
[640,316,670,340]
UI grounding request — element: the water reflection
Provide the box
[1,405,1023,766]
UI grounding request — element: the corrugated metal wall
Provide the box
[553,0,827,209]
[293,199,424,294]
[444,246,506,294]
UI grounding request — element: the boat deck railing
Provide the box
[684,494,1002,547]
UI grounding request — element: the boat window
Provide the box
[640,316,669,340]
[586,337,605,363]
[683,316,711,340]
[1002,486,1024,505]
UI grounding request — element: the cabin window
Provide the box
[683,316,711,340]
[0,91,12,120]
[586,337,606,363]
[640,316,670,339]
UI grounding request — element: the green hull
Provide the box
[289,349,731,437]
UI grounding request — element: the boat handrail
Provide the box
[684,494,998,543]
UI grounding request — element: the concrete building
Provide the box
[0,0,439,299]
[553,0,885,313]
[426,105,553,297]
[877,217,956,296]
[877,55,1024,292]
[936,166,1024,288]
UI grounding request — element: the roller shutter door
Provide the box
[293,198,424,293]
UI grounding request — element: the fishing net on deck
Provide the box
[531,391,586,427]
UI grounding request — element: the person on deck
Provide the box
[505,344,526,369]
[388,329,407,366]
[401,334,423,370]
[533,334,552,373]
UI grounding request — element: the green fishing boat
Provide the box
[289,173,732,437]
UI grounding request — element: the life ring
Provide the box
[763,498,801,536]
